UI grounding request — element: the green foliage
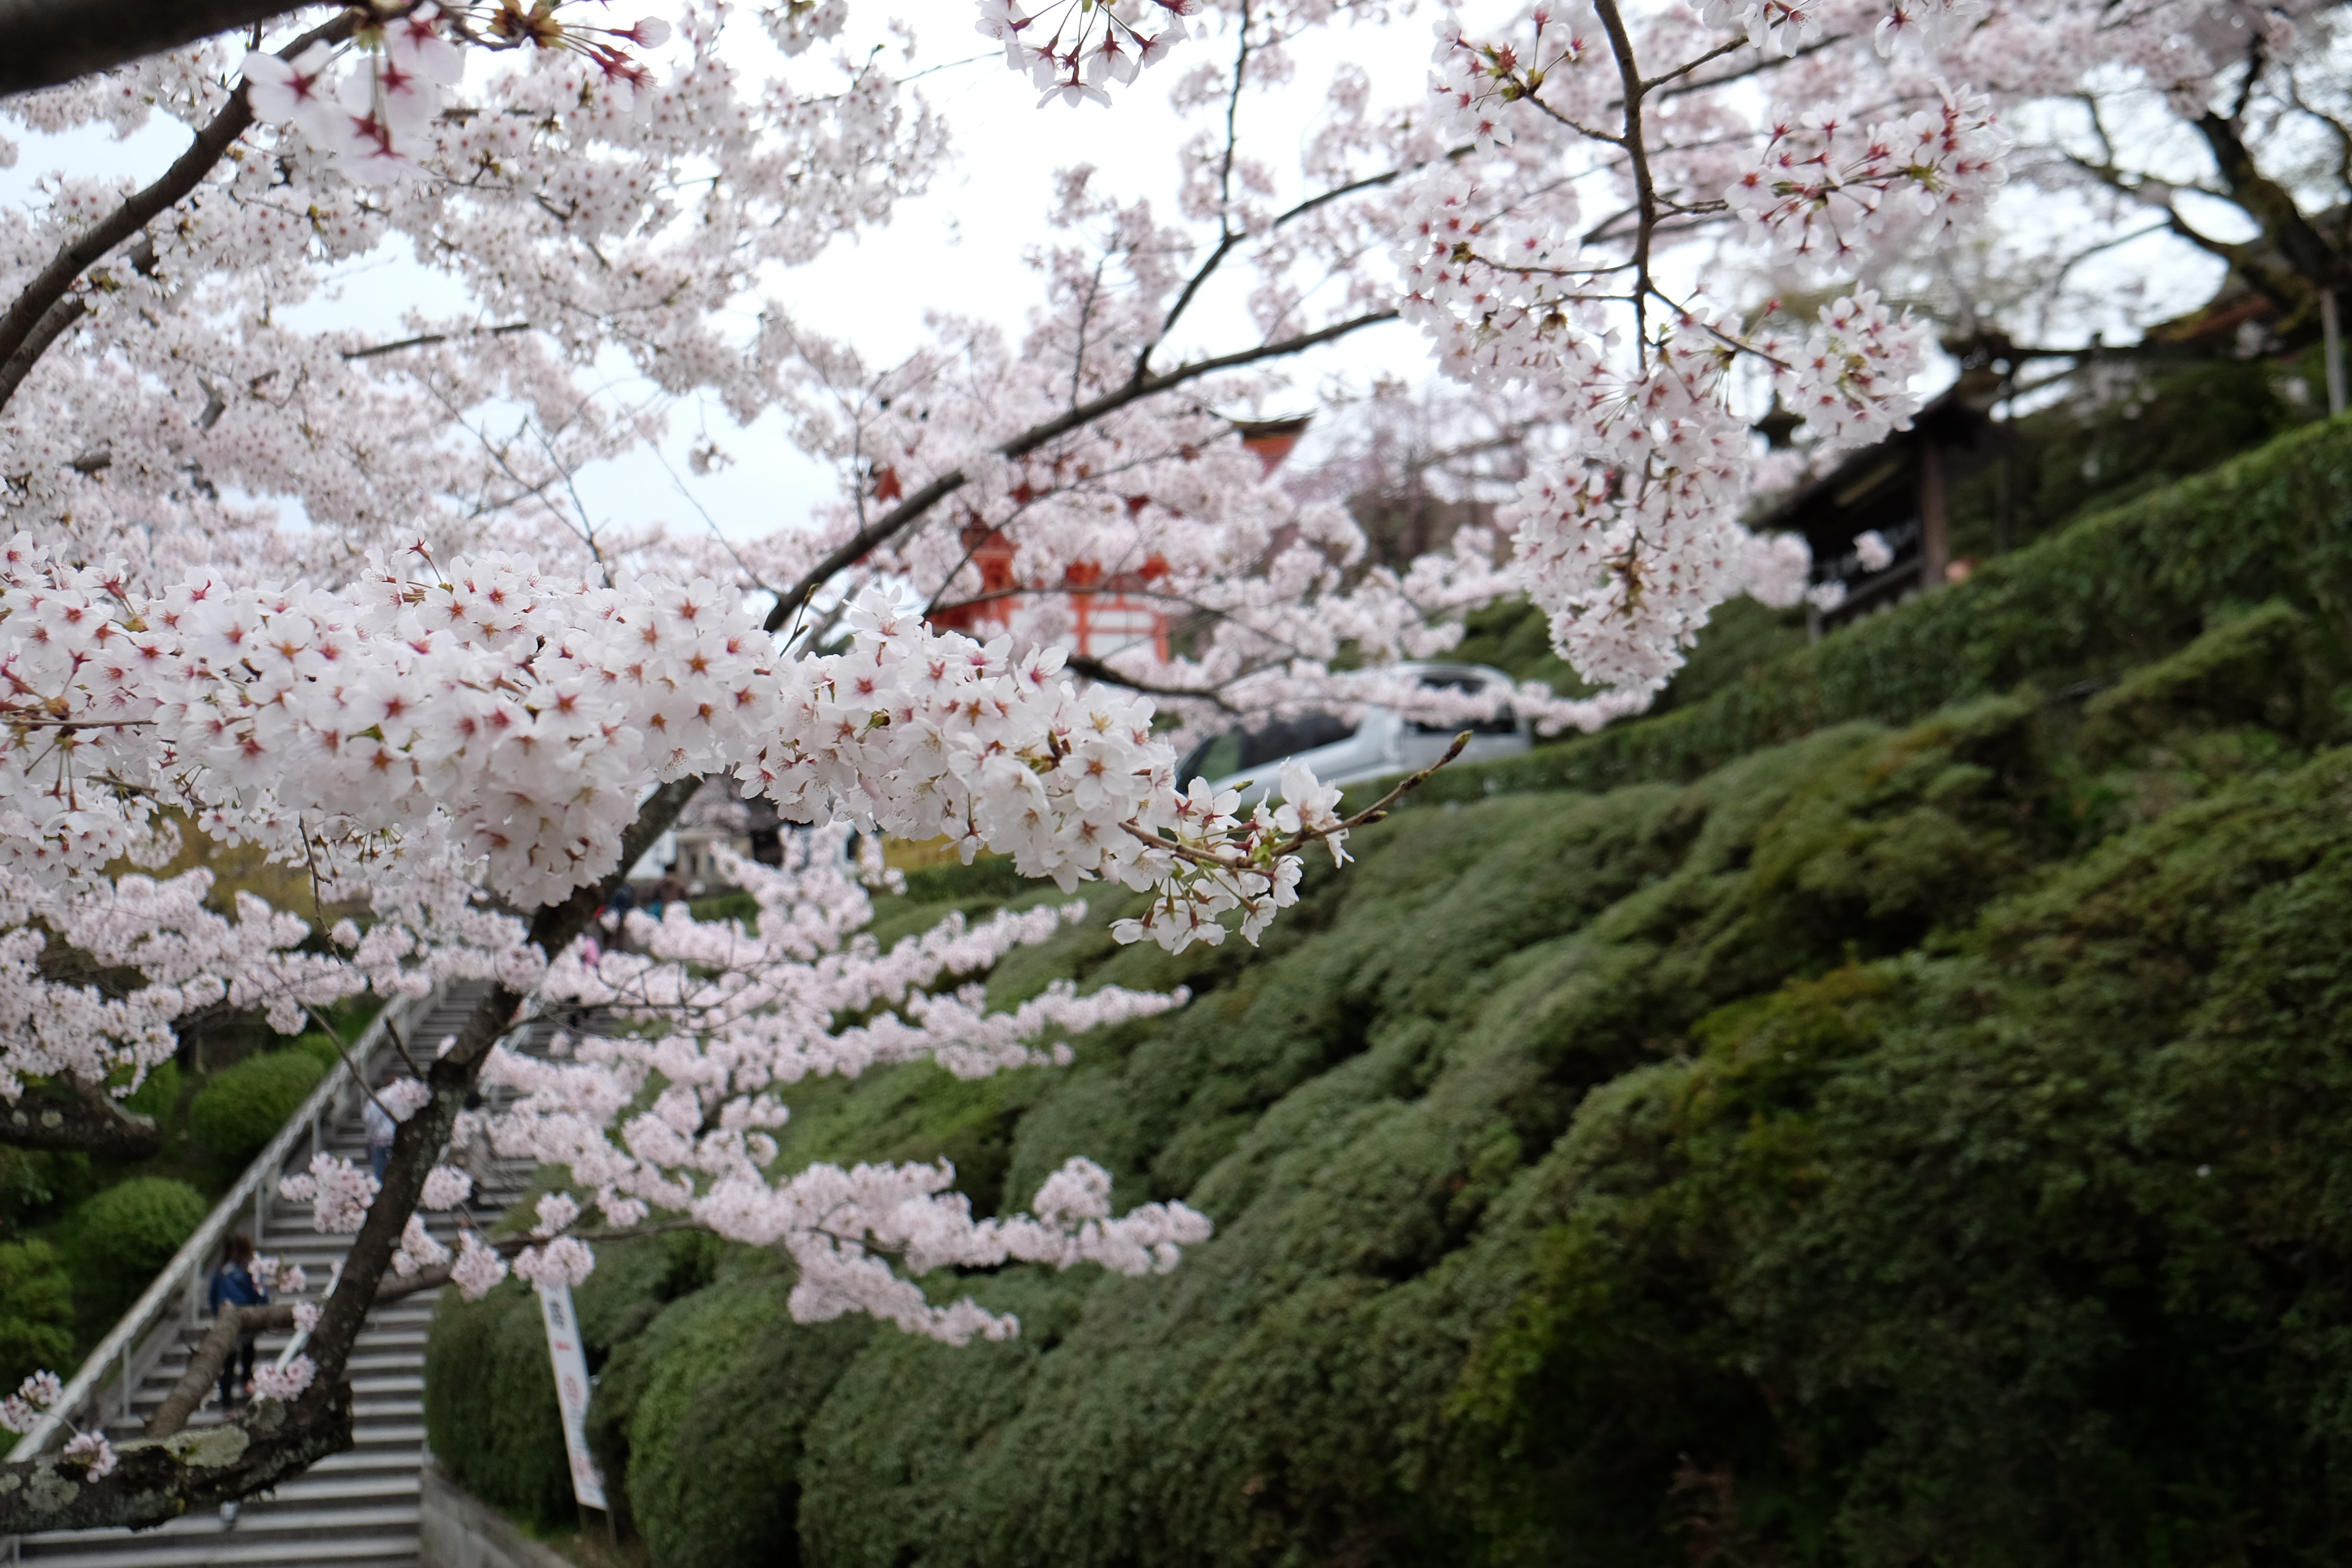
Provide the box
[0,1240,73,1391]
[1945,355,2323,564]
[598,1271,872,1568]
[424,1275,574,1529]
[61,1176,205,1341]
[1450,745,2352,1564]
[116,1059,182,1124]
[0,1148,91,1235]
[285,1034,343,1075]
[424,418,2352,1565]
[188,1050,324,1169]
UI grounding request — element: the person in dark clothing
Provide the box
[604,881,638,956]
[208,1235,268,1408]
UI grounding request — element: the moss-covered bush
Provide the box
[0,1240,74,1390]
[61,1176,205,1340]
[424,1273,574,1529]
[188,1050,324,1168]
[595,1271,873,1568]
[425,416,2352,1566]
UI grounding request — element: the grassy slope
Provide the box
[428,416,2352,1568]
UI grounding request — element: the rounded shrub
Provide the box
[427,1228,736,1536]
[287,1033,343,1075]
[63,1176,206,1336]
[189,1050,325,1168]
[425,1278,574,1531]
[598,1272,872,1568]
[0,1240,73,1390]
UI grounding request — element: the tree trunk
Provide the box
[0,0,306,98]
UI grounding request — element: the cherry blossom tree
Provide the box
[0,0,2302,1531]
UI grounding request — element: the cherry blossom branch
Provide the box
[1124,730,1468,871]
[1650,28,1847,100]
[144,1213,705,1440]
[1589,0,1660,350]
[342,322,533,361]
[0,295,90,413]
[0,8,362,415]
[1060,653,1243,712]
[761,309,1400,631]
[144,1264,451,1439]
[0,774,707,1536]
[303,774,704,1374]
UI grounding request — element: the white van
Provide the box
[1175,662,1530,804]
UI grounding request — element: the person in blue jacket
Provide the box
[208,1235,268,1408]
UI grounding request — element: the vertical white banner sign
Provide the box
[536,1281,609,1509]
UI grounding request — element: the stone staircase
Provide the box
[15,984,540,1568]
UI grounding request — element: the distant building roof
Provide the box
[1754,387,2013,628]
[1235,416,1311,475]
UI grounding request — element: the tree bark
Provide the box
[1,1384,355,1534]
[0,0,308,99]
[0,1083,159,1158]
[2194,111,2344,301]
[144,1264,453,1439]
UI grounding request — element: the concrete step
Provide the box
[257,1473,422,1507]
[18,1530,422,1567]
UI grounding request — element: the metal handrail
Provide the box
[6,984,444,1462]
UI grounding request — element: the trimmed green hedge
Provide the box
[592,1271,872,1567]
[189,1050,325,1169]
[0,1240,73,1391]
[425,1228,737,1534]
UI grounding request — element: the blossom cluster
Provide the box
[0,1371,113,1479]
[1392,0,1985,695]
[244,3,671,178]
[1393,171,1901,692]
[444,823,1209,1336]
[2,536,1338,954]
[281,1151,380,1234]
[0,865,355,1100]
[249,1357,317,1403]
[976,0,1193,107]
[1727,91,2011,275]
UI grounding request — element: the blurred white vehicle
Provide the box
[1175,662,1530,805]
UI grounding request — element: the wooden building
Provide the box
[1752,388,2013,635]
